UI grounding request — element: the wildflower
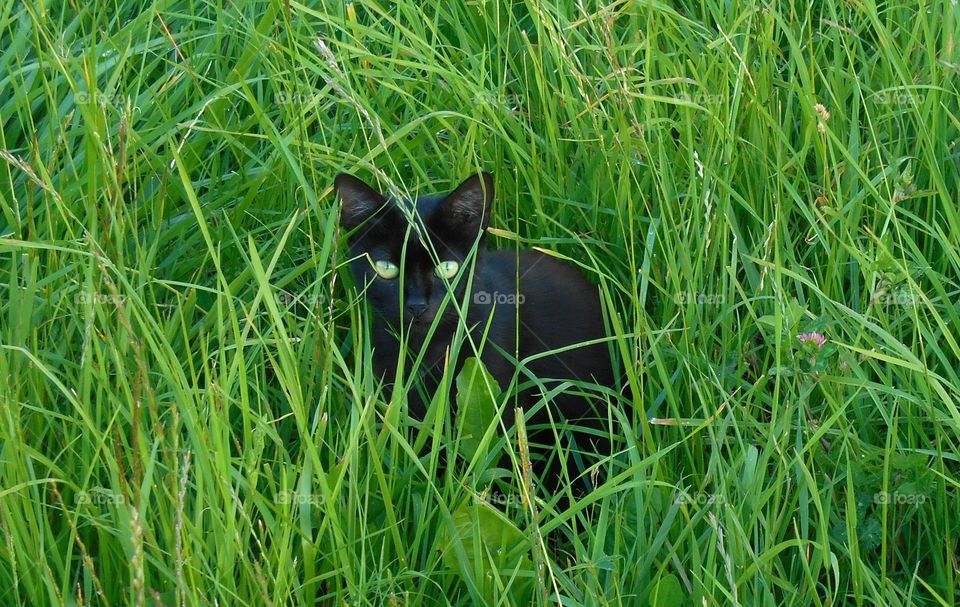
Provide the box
[797,332,826,348]
[814,103,831,122]
[815,103,830,133]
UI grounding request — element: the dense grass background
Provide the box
[2,0,959,604]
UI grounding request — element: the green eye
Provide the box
[436,261,459,280]
[372,260,399,280]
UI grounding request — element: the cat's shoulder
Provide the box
[483,248,592,285]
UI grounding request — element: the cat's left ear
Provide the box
[437,172,493,237]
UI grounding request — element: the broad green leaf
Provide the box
[439,498,534,604]
[455,357,500,463]
[650,572,684,607]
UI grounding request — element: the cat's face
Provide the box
[335,172,493,333]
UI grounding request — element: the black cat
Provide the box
[336,171,615,489]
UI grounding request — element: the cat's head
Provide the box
[335,172,493,331]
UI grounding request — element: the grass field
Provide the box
[1,0,959,605]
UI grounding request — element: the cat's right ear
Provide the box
[436,172,494,237]
[335,173,387,232]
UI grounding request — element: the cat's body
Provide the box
[369,248,613,422]
[336,172,614,486]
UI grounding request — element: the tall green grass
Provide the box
[1,0,958,604]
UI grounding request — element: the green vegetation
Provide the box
[1,0,958,604]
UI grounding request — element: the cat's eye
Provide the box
[372,260,399,280]
[435,261,459,280]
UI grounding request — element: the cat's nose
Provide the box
[406,300,429,318]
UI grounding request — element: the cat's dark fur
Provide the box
[336,172,614,486]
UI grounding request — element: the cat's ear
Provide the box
[437,172,493,236]
[335,173,387,232]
